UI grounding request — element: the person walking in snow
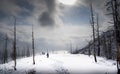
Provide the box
[47,53,49,58]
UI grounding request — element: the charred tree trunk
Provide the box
[32,24,35,65]
[108,35,112,59]
[106,0,120,73]
[13,16,17,70]
[88,42,91,56]
[111,0,120,73]
[27,46,30,57]
[103,33,107,57]
[3,34,8,63]
[70,41,73,54]
[96,14,101,56]
[90,1,97,62]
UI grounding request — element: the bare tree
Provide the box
[17,47,20,58]
[88,42,91,57]
[106,0,120,73]
[22,47,25,57]
[32,24,35,65]
[70,40,73,54]
[90,0,97,62]
[3,34,8,63]
[27,46,30,57]
[102,32,108,58]
[85,39,91,56]
[96,14,101,56]
[108,35,112,59]
[12,16,17,70]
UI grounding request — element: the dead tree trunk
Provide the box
[108,36,112,59]
[111,0,120,73]
[32,24,35,65]
[96,14,101,56]
[88,42,91,56]
[3,34,8,63]
[27,46,30,57]
[85,39,91,56]
[103,32,107,57]
[70,41,73,54]
[106,0,120,73]
[114,0,120,73]
[13,16,17,70]
[90,0,97,62]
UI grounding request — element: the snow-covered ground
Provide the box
[0,53,117,74]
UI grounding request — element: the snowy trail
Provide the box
[0,54,117,74]
[49,54,117,74]
[49,58,69,74]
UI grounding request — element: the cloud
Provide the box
[0,0,22,16]
[76,0,112,31]
[38,0,59,27]
[44,0,56,13]
[0,0,112,52]
[23,0,62,28]
[39,11,55,27]
[76,0,107,19]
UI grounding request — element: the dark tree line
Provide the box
[0,34,9,64]
[96,14,101,57]
[80,28,115,58]
[106,0,120,73]
[3,34,8,63]
[72,1,120,72]
[76,0,120,73]
[0,16,34,70]
[27,46,30,57]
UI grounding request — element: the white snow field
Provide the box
[0,53,117,74]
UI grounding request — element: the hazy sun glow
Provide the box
[58,0,77,5]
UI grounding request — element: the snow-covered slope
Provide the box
[0,54,117,74]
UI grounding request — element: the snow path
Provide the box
[0,54,117,74]
[49,58,69,74]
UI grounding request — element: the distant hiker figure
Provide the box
[47,53,49,58]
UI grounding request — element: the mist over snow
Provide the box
[0,0,119,74]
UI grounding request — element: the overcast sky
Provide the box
[0,0,111,52]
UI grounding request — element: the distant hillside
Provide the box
[72,27,117,60]
[0,33,32,64]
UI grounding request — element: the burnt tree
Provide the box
[96,14,101,56]
[3,34,8,63]
[32,24,35,65]
[90,0,97,62]
[12,16,17,70]
[106,0,120,73]
[27,46,30,57]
